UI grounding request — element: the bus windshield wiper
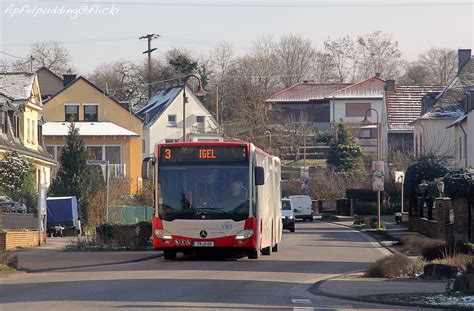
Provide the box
[194,207,231,214]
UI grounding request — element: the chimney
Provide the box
[375,72,381,78]
[63,74,77,87]
[385,79,395,92]
[458,49,472,74]
[421,91,440,115]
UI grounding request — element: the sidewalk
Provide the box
[14,237,161,272]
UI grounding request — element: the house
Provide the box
[41,75,143,194]
[384,80,444,155]
[136,84,220,156]
[0,72,56,190]
[266,81,351,130]
[447,88,474,167]
[411,49,473,164]
[36,67,64,101]
[266,76,386,157]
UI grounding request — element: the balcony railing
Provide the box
[109,164,126,179]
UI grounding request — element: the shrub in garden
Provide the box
[96,222,152,250]
[399,235,446,260]
[365,254,425,278]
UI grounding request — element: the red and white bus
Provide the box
[142,142,282,260]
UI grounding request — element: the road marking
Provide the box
[293,307,314,311]
[291,299,312,304]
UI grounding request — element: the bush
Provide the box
[399,235,446,260]
[353,201,399,216]
[434,253,474,273]
[0,251,17,269]
[365,254,425,278]
[96,222,152,250]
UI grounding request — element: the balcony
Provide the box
[109,164,126,179]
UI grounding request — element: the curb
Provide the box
[309,274,470,310]
[316,219,397,256]
[19,252,163,273]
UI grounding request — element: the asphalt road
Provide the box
[0,220,417,310]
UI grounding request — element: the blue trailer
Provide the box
[46,196,81,236]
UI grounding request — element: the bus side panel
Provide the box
[273,158,282,245]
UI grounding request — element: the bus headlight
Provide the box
[235,229,254,240]
[154,229,172,240]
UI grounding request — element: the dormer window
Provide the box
[65,104,79,122]
[84,104,98,122]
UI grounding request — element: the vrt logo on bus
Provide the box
[175,239,191,246]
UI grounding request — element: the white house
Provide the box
[448,88,474,168]
[327,76,386,158]
[411,49,473,165]
[137,84,221,156]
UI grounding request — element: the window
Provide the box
[345,103,371,117]
[31,120,35,144]
[105,146,121,164]
[196,116,205,128]
[84,105,98,122]
[1,111,7,134]
[65,104,79,122]
[38,123,43,146]
[359,129,371,139]
[87,146,103,161]
[168,115,177,127]
[27,119,30,142]
[46,146,54,156]
[142,139,146,154]
[165,139,179,143]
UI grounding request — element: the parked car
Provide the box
[281,198,295,232]
[0,196,21,213]
[289,195,313,221]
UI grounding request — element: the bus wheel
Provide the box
[163,249,177,260]
[262,246,271,256]
[248,249,260,259]
[272,244,278,252]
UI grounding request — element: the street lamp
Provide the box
[182,74,207,142]
[264,130,272,149]
[361,108,381,229]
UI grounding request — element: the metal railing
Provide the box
[109,164,126,179]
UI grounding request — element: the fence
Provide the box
[108,206,153,224]
[0,213,38,229]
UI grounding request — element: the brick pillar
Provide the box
[454,197,469,243]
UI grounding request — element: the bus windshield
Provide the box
[158,164,250,221]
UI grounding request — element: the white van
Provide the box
[289,195,313,221]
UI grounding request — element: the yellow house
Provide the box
[0,72,56,191]
[42,76,143,194]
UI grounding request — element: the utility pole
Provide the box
[139,34,159,99]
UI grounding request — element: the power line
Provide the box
[36,0,474,8]
[0,50,30,59]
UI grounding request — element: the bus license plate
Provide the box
[193,241,214,247]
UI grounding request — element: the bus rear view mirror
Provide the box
[255,166,265,186]
[141,156,156,179]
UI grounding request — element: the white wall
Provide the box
[413,119,455,163]
[468,111,474,167]
[331,98,384,124]
[144,88,219,156]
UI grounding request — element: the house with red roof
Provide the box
[266,76,386,156]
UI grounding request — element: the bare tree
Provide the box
[418,47,457,85]
[16,41,73,75]
[399,61,431,85]
[323,36,356,82]
[313,51,336,83]
[354,31,402,80]
[276,34,317,87]
[88,60,146,109]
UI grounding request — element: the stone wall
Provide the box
[0,230,46,251]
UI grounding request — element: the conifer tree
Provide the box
[49,121,92,221]
[327,123,366,178]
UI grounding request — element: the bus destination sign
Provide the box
[159,146,248,163]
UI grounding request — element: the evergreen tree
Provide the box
[327,123,366,178]
[49,121,92,221]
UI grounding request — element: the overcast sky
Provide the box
[0,0,473,74]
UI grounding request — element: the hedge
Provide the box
[96,221,152,250]
[346,189,384,202]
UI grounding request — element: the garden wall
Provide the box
[0,230,46,251]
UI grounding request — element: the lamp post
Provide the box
[361,108,381,229]
[182,74,207,142]
[264,130,272,149]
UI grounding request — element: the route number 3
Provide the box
[164,148,172,159]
